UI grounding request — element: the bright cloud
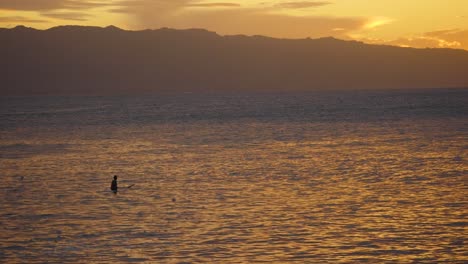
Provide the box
[362,29,468,50]
[363,17,394,30]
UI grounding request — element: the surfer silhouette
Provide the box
[110,175,118,193]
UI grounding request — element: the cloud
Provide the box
[0,0,114,24]
[0,0,110,11]
[0,16,48,23]
[156,9,366,39]
[276,1,331,9]
[186,2,241,8]
[41,11,89,21]
[0,1,358,38]
[109,0,191,19]
[0,0,63,11]
[107,0,365,38]
[362,29,468,50]
[363,17,393,30]
[425,29,468,44]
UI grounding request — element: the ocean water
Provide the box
[0,89,467,263]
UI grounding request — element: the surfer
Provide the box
[110,175,118,193]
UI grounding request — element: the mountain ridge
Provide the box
[1,25,467,95]
[6,25,468,52]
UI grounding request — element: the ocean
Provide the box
[0,89,467,263]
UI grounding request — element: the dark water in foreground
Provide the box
[0,89,467,263]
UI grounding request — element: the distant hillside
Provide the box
[1,25,468,95]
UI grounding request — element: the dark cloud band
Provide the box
[276,1,332,9]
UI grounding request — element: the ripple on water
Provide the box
[1,92,467,263]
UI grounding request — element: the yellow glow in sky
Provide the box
[0,0,467,50]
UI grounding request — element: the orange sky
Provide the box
[1,0,467,50]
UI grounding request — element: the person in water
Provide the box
[111,175,118,192]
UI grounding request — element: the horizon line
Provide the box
[3,24,468,52]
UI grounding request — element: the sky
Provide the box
[0,0,467,50]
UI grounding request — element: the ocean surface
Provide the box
[0,89,467,263]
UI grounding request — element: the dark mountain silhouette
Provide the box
[1,25,467,95]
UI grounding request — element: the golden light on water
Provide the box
[2,111,466,262]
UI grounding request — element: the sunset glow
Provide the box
[1,2,467,263]
[0,0,467,49]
